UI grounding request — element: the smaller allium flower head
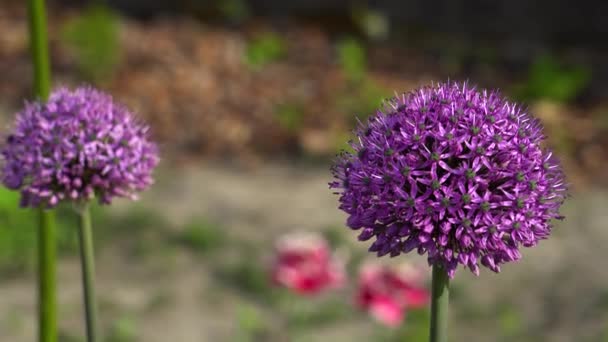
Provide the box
[356,262,429,327]
[330,82,567,278]
[1,86,159,208]
[272,232,345,295]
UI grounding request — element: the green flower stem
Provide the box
[28,0,56,341]
[27,0,51,100]
[429,264,450,342]
[38,210,57,342]
[77,203,98,342]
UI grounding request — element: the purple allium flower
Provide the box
[1,86,159,208]
[330,82,566,278]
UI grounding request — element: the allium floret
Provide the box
[330,82,566,277]
[2,86,159,207]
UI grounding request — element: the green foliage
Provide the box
[334,85,387,155]
[216,258,276,303]
[598,112,608,130]
[175,218,225,254]
[61,5,121,82]
[219,0,250,23]
[0,188,37,274]
[331,130,355,156]
[88,205,164,243]
[360,82,389,116]
[334,37,388,153]
[602,322,608,342]
[351,7,389,41]
[6,201,172,271]
[345,250,365,276]
[84,205,176,262]
[144,289,173,313]
[3,310,26,336]
[235,304,271,342]
[336,38,367,82]
[286,297,351,330]
[245,33,286,69]
[322,226,347,248]
[0,188,77,275]
[396,308,431,341]
[474,45,499,66]
[58,330,83,342]
[375,308,430,341]
[515,55,590,103]
[497,303,524,339]
[335,81,389,122]
[105,315,137,342]
[274,103,304,132]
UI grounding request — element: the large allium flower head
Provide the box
[330,82,567,278]
[272,232,345,295]
[1,86,159,208]
[356,262,429,327]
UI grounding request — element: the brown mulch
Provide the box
[0,6,606,187]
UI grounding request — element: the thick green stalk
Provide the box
[27,0,51,100]
[27,0,55,341]
[77,203,98,342]
[429,264,450,342]
[38,210,57,342]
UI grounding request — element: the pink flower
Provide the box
[272,232,345,295]
[356,262,430,326]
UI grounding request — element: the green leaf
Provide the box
[336,38,367,82]
[245,33,286,69]
[61,5,121,82]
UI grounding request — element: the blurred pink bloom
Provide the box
[356,263,430,327]
[272,232,345,295]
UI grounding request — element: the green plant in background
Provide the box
[216,258,276,303]
[144,289,173,313]
[334,81,389,124]
[285,297,351,331]
[0,190,79,275]
[61,5,120,83]
[88,206,162,243]
[359,82,389,115]
[57,330,83,342]
[334,37,389,124]
[69,204,169,261]
[337,37,367,83]
[331,129,355,155]
[321,226,348,249]
[376,309,430,342]
[473,44,499,67]
[602,322,608,342]
[235,304,270,342]
[0,188,38,274]
[497,303,524,341]
[245,32,286,69]
[351,6,389,41]
[218,0,250,24]
[515,55,591,103]
[3,307,27,336]
[105,315,137,342]
[175,218,225,254]
[333,37,390,154]
[274,103,304,132]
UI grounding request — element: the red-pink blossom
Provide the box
[272,232,345,295]
[356,263,430,326]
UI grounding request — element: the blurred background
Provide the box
[0,0,607,341]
